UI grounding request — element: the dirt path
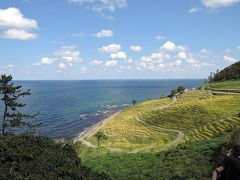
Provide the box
[131,97,184,153]
[76,96,185,153]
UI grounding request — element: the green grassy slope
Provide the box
[142,90,240,142]
[82,133,231,179]
[208,80,240,89]
[88,98,175,150]
[74,82,240,179]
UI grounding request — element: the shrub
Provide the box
[0,135,109,179]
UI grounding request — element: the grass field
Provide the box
[88,98,176,150]
[206,80,240,90]
[80,133,231,179]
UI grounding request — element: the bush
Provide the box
[84,134,230,179]
[0,135,109,179]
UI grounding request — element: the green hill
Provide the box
[212,61,240,82]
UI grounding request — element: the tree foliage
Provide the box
[169,86,185,98]
[209,61,240,82]
[0,74,38,135]
[0,135,109,179]
[132,99,137,105]
[94,131,108,147]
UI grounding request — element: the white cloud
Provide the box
[189,7,202,13]
[150,53,170,62]
[201,0,240,9]
[237,46,240,51]
[223,55,237,63]
[160,41,176,51]
[174,59,182,66]
[69,0,127,13]
[178,51,187,59]
[40,57,54,65]
[156,35,166,41]
[58,63,68,69]
[137,52,171,71]
[80,66,87,74]
[140,53,170,64]
[105,60,117,67]
[5,64,14,68]
[110,51,127,59]
[160,41,186,52]
[0,7,38,29]
[0,7,38,40]
[202,62,213,66]
[127,58,133,63]
[91,59,103,65]
[1,28,37,40]
[186,58,201,67]
[55,46,81,63]
[98,43,121,53]
[94,29,113,38]
[130,45,142,52]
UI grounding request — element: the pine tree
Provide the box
[0,74,38,136]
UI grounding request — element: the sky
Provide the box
[0,0,240,80]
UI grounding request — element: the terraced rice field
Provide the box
[89,98,176,150]
[142,90,240,143]
[208,80,240,89]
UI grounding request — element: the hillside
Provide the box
[74,80,240,179]
[80,90,240,153]
[212,61,240,82]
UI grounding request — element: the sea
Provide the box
[0,79,203,139]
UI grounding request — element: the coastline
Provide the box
[74,109,122,142]
[74,97,172,143]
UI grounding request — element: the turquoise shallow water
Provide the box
[0,79,203,139]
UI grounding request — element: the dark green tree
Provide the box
[169,89,178,98]
[94,131,108,147]
[132,99,137,105]
[177,86,185,93]
[0,74,38,136]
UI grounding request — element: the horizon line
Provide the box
[13,78,205,81]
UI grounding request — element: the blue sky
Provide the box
[0,0,240,80]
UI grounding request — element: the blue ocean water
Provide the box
[0,79,203,139]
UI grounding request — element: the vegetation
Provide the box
[88,98,174,150]
[132,99,137,105]
[0,74,38,135]
[94,131,108,147]
[81,132,235,179]
[3,61,240,179]
[177,86,185,93]
[0,135,109,179]
[204,80,240,95]
[142,90,240,142]
[208,61,240,82]
[169,86,185,98]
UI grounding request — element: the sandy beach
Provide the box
[75,110,122,142]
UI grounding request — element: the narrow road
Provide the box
[77,96,185,153]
